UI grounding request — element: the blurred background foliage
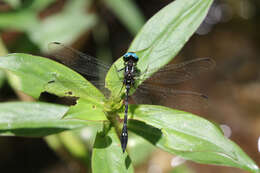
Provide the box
[0,0,259,173]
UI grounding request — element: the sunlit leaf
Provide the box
[125,104,259,173]
[28,0,55,11]
[0,102,101,137]
[0,10,38,31]
[106,0,213,96]
[127,132,155,166]
[0,38,7,88]
[65,98,107,121]
[104,0,145,35]
[170,164,194,173]
[0,0,97,53]
[30,0,97,53]
[2,0,21,8]
[58,130,90,163]
[0,53,104,102]
[92,127,134,173]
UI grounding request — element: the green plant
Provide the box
[0,0,259,172]
[0,0,144,53]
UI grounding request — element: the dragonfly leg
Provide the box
[117,67,125,72]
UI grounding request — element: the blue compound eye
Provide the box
[131,52,139,62]
[124,52,139,62]
[123,52,131,62]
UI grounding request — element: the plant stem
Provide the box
[106,111,122,140]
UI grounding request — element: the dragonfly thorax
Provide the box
[123,61,137,87]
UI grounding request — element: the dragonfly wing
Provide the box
[132,83,209,112]
[45,76,108,101]
[48,42,112,78]
[138,57,215,85]
[46,77,125,98]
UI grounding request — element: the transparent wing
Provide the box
[138,57,215,85]
[132,84,209,112]
[46,78,124,99]
[131,57,215,111]
[137,84,207,98]
[46,44,214,112]
[48,42,112,78]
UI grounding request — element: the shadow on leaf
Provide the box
[93,132,112,149]
[0,128,70,137]
[128,119,162,145]
[125,155,132,169]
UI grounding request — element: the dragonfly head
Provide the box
[123,52,139,63]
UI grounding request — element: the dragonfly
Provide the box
[48,42,215,152]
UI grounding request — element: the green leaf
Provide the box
[65,98,107,121]
[126,105,259,173]
[2,0,21,8]
[28,0,55,11]
[0,53,105,102]
[0,102,101,137]
[0,0,97,53]
[127,132,155,166]
[58,130,90,163]
[105,0,213,96]
[30,0,97,53]
[0,10,38,31]
[171,164,195,173]
[45,134,64,151]
[104,0,145,35]
[92,127,134,173]
[45,125,101,169]
[0,37,8,56]
[0,38,7,88]
[0,70,5,88]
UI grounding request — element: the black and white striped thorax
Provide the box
[123,60,138,90]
